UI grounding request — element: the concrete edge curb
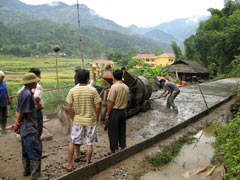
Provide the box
[56,95,232,180]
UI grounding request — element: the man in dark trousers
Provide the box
[105,70,129,155]
[158,79,180,113]
[0,71,12,135]
[17,73,48,180]
[17,68,46,158]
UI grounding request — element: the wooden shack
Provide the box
[169,60,210,81]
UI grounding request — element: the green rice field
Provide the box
[0,55,96,124]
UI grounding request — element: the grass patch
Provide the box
[132,173,141,180]
[213,98,240,180]
[146,137,196,166]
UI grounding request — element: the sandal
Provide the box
[62,163,72,172]
[74,156,86,162]
[104,151,115,157]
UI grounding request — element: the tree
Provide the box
[154,48,164,56]
[90,45,102,59]
[171,41,184,60]
[184,2,240,75]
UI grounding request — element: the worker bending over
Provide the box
[158,79,180,113]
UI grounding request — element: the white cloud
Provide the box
[19,0,224,27]
[48,1,60,7]
[186,15,204,24]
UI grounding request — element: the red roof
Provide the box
[95,60,113,63]
[159,53,176,58]
[133,54,156,58]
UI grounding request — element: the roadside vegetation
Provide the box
[184,1,240,76]
[213,87,240,180]
[146,136,196,166]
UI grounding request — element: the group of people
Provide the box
[0,68,47,180]
[0,65,180,179]
[63,68,129,171]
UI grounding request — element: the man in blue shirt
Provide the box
[17,73,48,180]
[158,79,180,113]
[0,71,12,135]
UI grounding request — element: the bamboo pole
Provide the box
[55,52,60,92]
[53,46,60,92]
[76,0,84,68]
[197,83,209,113]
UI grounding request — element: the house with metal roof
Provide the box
[133,53,176,67]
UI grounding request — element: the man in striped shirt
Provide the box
[63,69,101,171]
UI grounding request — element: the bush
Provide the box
[213,94,240,179]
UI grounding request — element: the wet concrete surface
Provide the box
[128,78,240,141]
[0,78,239,180]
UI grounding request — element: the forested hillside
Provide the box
[144,29,179,43]
[184,1,240,75]
[0,0,132,34]
[0,0,173,58]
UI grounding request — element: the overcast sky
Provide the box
[19,0,224,27]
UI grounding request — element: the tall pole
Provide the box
[53,46,60,92]
[55,52,60,92]
[77,0,84,68]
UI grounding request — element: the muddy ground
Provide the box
[90,99,233,180]
[0,96,232,180]
[0,78,238,180]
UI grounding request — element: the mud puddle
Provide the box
[141,125,216,180]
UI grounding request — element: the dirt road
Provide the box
[0,78,239,180]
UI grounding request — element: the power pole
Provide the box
[76,0,84,68]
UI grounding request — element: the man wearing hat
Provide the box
[16,73,48,180]
[16,68,47,158]
[0,70,12,135]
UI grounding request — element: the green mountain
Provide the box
[144,29,179,43]
[0,0,173,57]
[0,0,133,35]
[0,12,172,57]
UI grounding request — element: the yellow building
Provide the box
[133,53,176,67]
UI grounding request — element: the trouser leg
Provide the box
[169,91,180,111]
[36,110,44,158]
[108,110,120,151]
[22,133,42,161]
[0,107,8,133]
[21,133,47,180]
[0,107,2,131]
[22,138,31,176]
[166,95,172,109]
[119,110,126,149]
[22,133,44,179]
[36,110,43,137]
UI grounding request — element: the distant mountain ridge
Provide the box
[0,0,173,57]
[0,0,210,58]
[128,16,209,42]
[0,0,134,35]
[144,29,179,43]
